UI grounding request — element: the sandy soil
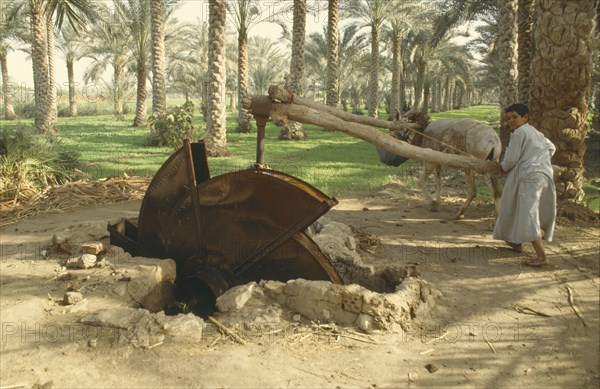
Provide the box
[1,173,598,389]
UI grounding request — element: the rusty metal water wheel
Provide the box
[109,140,343,315]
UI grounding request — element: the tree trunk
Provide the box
[529,0,598,202]
[517,0,535,104]
[236,30,252,133]
[113,64,124,119]
[326,0,339,108]
[423,79,430,113]
[389,32,402,120]
[204,0,229,156]
[150,0,167,116]
[67,59,77,117]
[279,0,307,140]
[31,3,52,134]
[442,77,450,111]
[133,59,148,127]
[412,58,426,112]
[497,0,519,151]
[436,78,443,112]
[0,51,16,120]
[46,16,57,123]
[367,24,380,118]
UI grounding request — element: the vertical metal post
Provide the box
[256,116,267,166]
[249,95,272,168]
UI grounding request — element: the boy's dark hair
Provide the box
[506,103,529,116]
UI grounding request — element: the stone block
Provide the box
[162,313,203,343]
[63,291,83,305]
[126,258,176,312]
[355,313,374,332]
[81,242,104,255]
[64,254,97,269]
[341,285,365,314]
[216,282,256,313]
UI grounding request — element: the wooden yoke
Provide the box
[243,86,499,174]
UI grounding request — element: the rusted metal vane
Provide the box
[109,140,342,314]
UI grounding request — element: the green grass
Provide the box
[429,105,501,128]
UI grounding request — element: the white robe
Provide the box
[493,123,556,244]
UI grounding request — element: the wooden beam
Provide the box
[268,102,497,173]
[268,85,420,133]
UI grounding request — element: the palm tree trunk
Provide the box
[66,58,77,117]
[367,24,380,118]
[0,51,16,120]
[498,0,519,151]
[280,0,307,140]
[134,59,148,127]
[236,30,252,133]
[412,58,426,112]
[46,16,57,123]
[529,0,598,202]
[113,63,124,118]
[326,0,339,108]
[31,2,52,134]
[437,78,444,112]
[150,0,167,116]
[517,0,535,104]
[443,77,450,111]
[423,79,430,113]
[389,32,402,119]
[204,0,229,156]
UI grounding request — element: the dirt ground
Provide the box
[1,167,599,388]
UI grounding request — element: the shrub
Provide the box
[147,101,199,149]
[0,126,83,203]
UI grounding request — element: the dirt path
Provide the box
[1,183,598,388]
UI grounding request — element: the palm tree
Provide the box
[150,0,167,116]
[28,0,91,133]
[325,0,339,108]
[114,0,152,127]
[337,25,368,110]
[279,0,307,140]
[46,14,58,123]
[83,3,133,119]
[305,24,367,112]
[248,36,287,95]
[383,0,424,119]
[29,0,53,132]
[345,0,395,118]
[0,0,19,120]
[228,0,253,133]
[167,21,209,108]
[529,0,598,202]
[467,14,500,104]
[592,2,599,131]
[56,23,84,117]
[517,0,535,104]
[204,0,229,156]
[497,0,519,150]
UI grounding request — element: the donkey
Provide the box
[403,118,502,219]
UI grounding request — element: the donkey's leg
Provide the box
[455,168,476,219]
[488,173,502,215]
